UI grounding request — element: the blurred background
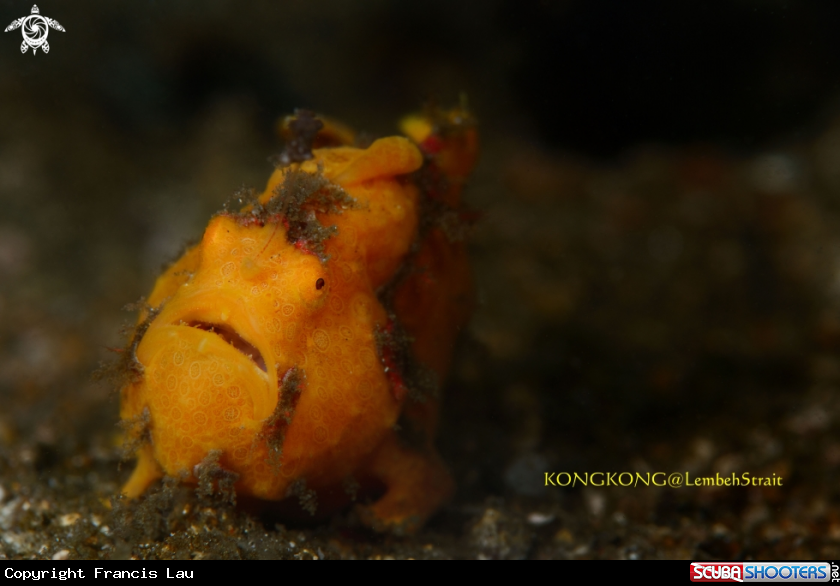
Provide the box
[2,0,840,559]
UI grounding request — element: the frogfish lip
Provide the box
[135,317,277,422]
[183,320,267,373]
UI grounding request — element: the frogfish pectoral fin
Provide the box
[122,444,164,499]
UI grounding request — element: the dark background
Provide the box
[1,0,840,559]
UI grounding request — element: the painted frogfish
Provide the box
[118,106,477,533]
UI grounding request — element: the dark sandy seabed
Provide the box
[2,0,840,560]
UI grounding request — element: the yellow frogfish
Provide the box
[118,106,477,533]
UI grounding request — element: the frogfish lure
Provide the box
[118,106,478,533]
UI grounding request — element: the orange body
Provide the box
[119,108,477,533]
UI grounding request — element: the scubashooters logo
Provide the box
[4,5,64,54]
[691,562,833,582]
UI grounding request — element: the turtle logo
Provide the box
[4,5,64,55]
